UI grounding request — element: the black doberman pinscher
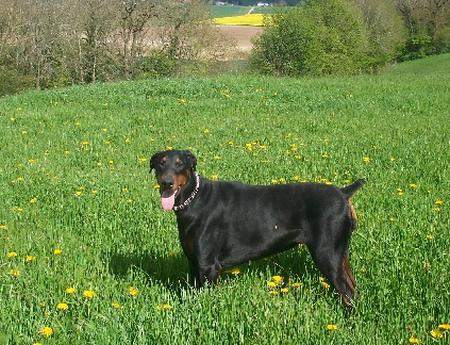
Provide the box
[150,149,365,306]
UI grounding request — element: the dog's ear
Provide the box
[149,152,160,172]
[185,150,197,171]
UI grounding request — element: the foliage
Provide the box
[250,0,369,76]
[0,54,449,344]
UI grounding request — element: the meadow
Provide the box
[0,54,449,344]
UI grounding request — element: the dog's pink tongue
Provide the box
[161,194,175,211]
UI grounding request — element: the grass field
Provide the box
[1,54,449,344]
[210,5,274,18]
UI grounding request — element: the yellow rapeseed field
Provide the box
[213,14,266,27]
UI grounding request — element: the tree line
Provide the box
[0,0,231,95]
[251,0,450,76]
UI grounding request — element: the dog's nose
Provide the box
[161,179,174,189]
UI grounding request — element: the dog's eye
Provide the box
[159,160,166,166]
[176,160,183,167]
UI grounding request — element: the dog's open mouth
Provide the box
[161,187,180,211]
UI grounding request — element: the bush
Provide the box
[250,0,369,76]
[0,66,34,96]
[135,52,177,78]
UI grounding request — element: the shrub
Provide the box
[250,0,369,76]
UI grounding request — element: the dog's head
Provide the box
[149,150,197,211]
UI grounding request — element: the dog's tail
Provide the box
[340,179,365,231]
[340,179,365,199]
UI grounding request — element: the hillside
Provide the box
[0,54,449,344]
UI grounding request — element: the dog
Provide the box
[150,149,365,306]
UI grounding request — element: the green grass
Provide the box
[210,5,274,18]
[1,54,449,344]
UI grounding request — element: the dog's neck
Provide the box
[174,171,200,212]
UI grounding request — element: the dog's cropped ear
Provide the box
[184,150,197,171]
[149,152,160,172]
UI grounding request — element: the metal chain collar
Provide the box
[173,172,200,212]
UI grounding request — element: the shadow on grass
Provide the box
[107,245,318,295]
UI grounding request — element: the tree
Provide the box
[251,0,369,76]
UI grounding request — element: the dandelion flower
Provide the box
[39,326,54,338]
[280,287,289,294]
[362,156,370,163]
[112,302,123,310]
[290,282,302,289]
[30,197,38,204]
[409,184,417,190]
[129,287,139,297]
[271,275,283,285]
[430,329,443,339]
[0,224,7,230]
[9,268,21,278]
[438,324,450,331]
[65,287,76,295]
[33,342,43,345]
[319,277,330,289]
[408,336,421,344]
[53,248,62,255]
[7,251,18,259]
[245,143,253,151]
[56,303,69,312]
[267,281,277,289]
[435,199,444,206]
[83,290,96,299]
[326,324,338,331]
[426,234,433,241]
[25,255,36,263]
[156,303,173,311]
[269,290,279,296]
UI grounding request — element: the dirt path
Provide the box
[216,25,263,53]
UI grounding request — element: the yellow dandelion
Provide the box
[225,267,241,276]
[112,302,123,309]
[28,159,37,164]
[12,207,24,213]
[245,143,253,151]
[39,326,54,338]
[30,197,38,204]
[156,303,173,311]
[435,199,444,206]
[430,329,443,339]
[7,251,18,259]
[269,290,279,296]
[426,234,433,241]
[292,176,301,182]
[56,302,69,312]
[326,324,338,331]
[320,277,330,289]
[213,155,221,160]
[280,287,289,294]
[74,191,83,197]
[177,98,188,104]
[271,275,283,285]
[65,287,76,295]
[153,183,160,190]
[267,281,277,289]
[439,324,450,331]
[33,342,43,345]
[53,248,62,255]
[0,224,7,230]
[202,128,210,134]
[138,156,147,163]
[83,290,96,299]
[362,156,370,163]
[108,160,114,165]
[80,140,89,146]
[409,183,417,190]
[408,336,421,344]
[290,282,302,289]
[129,287,139,297]
[25,255,36,263]
[9,268,21,278]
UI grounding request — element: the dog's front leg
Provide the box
[197,259,221,287]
